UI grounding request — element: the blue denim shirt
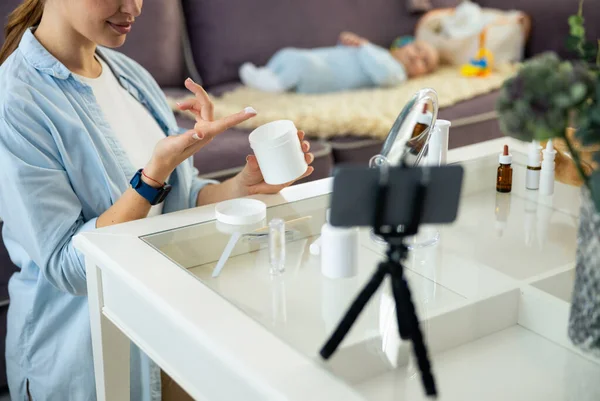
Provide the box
[0,29,213,401]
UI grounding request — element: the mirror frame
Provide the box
[378,88,439,167]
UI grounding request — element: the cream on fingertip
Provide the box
[192,133,201,140]
[244,106,257,115]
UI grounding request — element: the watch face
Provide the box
[153,184,172,205]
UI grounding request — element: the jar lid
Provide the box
[215,199,267,226]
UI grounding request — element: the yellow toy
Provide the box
[461,29,494,77]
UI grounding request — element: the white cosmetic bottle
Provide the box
[320,209,359,279]
[526,140,542,190]
[427,119,451,166]
[320,224,359,279]
[539,140,557,196]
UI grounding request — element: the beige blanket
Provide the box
[169,64,517,139]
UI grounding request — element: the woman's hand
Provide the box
[143,78,257,186]
[339,31,368,47]
[197,131,315,205]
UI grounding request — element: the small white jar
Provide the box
[320,223,359,279]
[249,120,308,185]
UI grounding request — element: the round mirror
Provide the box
[372,88,439,168]
[369,88,440,250]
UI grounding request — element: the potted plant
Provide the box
[495,0,600,356]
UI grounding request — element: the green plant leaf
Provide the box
[570,83,588,103]
[570,25,585,38]
[581,41,599,62]
[554,94,572,108]
[568,15,584,27]
[566,37,579,53]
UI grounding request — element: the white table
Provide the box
[74,138,600,401]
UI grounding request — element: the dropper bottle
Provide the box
[526,140,542,190]
[539,140,557,196]
[496,145,513,193]
[409,104,431,156]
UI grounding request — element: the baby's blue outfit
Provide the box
[267,43,407,93]
[0,29,215,401]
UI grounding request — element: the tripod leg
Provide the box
[320,265,387,360]
[397,269,437,397]
[390,268,412,341]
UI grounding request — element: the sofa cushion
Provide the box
[182,0,461,88]
[1,0,189,88]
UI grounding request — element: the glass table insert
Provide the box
[141,153,599,400]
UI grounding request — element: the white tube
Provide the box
[320,224,359,279]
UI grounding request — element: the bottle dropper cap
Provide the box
[542,140,557,166]
[416,103,432,125]
[499,144,512,165]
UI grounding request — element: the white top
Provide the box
[76,58,167,217]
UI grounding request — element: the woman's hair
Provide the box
[0,0,44,65]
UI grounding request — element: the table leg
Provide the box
[86,259,131,401]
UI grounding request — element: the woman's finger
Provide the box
[176,98,203,118]
[208,107,257,136]
[245,154,261,172]
[302,140,310,152]
[184,78,214,121]
[184,78,210,100]
[291,166,315,184]
[180,129,205,150]
[305,152,314,164]
[249,166,315,195]
[299,166,315,180]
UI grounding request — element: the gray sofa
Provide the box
[1,0,599,392]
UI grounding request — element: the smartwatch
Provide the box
[130,169,172,205]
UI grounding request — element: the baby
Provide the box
[240,32,439,94]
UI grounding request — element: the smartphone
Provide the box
[329,165,464,228]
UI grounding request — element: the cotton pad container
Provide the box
[249,120,308,185]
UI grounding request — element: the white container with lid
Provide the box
[320,223,359,279]
[249,120,308,185]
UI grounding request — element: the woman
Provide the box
[0,0,314,400]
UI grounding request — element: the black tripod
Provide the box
[319,164,438,398]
